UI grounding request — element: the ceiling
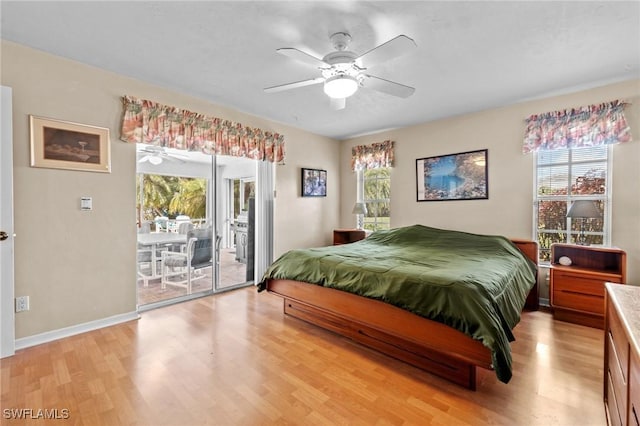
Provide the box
[1,1,639,140]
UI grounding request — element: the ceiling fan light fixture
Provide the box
[148,155,163,165]
[323,75,358,99]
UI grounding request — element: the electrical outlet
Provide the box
[15,296,29,312]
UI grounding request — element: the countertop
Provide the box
[606,282,640,355]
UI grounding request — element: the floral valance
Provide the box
[120,95,285,163]
[522,99,632,153]
[351,140,395,171]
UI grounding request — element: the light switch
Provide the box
[80,196,92,211]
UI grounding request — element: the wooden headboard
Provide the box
[510,238,539,310]
[510,238,539,266]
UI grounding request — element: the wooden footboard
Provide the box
[266,238,538,390]
[267,279,491,389]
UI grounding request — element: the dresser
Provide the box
[550,244,626,329]
[604,284,640,426]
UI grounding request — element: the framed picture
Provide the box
[416,149,488,201]
[30,115,111,173]
[301,168,327,197]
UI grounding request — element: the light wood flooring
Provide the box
[1,287,605,425]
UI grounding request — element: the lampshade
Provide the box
[566,200,602,219]
[324,75,358,99]
[352,202,367,215]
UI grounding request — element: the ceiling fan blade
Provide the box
[330,97,346,110]
[264,77,325,93]
[166,151,189,160]
[361,74,415,98]
[356,35,417,67]
[276,47,328,69]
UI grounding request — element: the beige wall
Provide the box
[3,39,639,341]
[1,41,340,338]
[340,79,640,283]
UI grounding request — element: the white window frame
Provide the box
[356,167,391,231]
[533,146,612,262]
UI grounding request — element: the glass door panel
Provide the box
[215,156,257,291]
[136,144,214,308]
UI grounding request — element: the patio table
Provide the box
[138,233,188,280]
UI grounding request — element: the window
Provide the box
[351,140,394,231]
[358,167,391,231]
[534,146,611,262]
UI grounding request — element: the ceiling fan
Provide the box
[137,146,188,165]
[264,32,417,110]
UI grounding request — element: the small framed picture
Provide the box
[301,168,327,197]
[416,149,488,201]
[30,115,111,173]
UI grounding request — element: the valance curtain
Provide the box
[522,99,632,153]
[351,140,395,171]
[120,95,285,164]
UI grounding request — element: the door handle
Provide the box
[0,231,8,241]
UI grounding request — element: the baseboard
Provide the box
[14,311,140,351]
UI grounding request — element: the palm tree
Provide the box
[136,174,179,226]
[169,178,207,218]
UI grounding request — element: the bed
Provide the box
[258,224,538,390]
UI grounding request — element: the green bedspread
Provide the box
[258,224,537,383]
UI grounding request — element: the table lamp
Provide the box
[352,202,367,230]
[566,200,602,245]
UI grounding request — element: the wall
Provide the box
[1,41,340,339]
[340,79,640,284]
[3,38,637,341]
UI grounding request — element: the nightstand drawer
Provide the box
[553,290,604,314]
[553,270,620,296]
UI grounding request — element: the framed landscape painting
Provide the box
[416,149,488,201]
[30,115,111,173]
[301,168,327,197]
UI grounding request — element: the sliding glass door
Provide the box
[135,146,215,308]
[135,146,263,309]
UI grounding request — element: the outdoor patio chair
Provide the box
[137,248,157,287]
[154,216,169,232]
[164,222,194,252]
[138,221,151,234]
[160,228,213,294]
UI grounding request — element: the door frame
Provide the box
[1,85,15,358]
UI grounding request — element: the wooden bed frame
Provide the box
[265,239,538,390]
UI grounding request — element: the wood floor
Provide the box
[1,287,605,425]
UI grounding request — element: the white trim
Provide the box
[14,311,140,351]
[1,86,15,358]
[605,145,613,247]
[254,161,274,281]
[355,169,364,229]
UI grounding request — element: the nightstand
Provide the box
[333,229,366,245]
[550,243,627,329]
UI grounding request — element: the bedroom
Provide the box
[1,1,639,424]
